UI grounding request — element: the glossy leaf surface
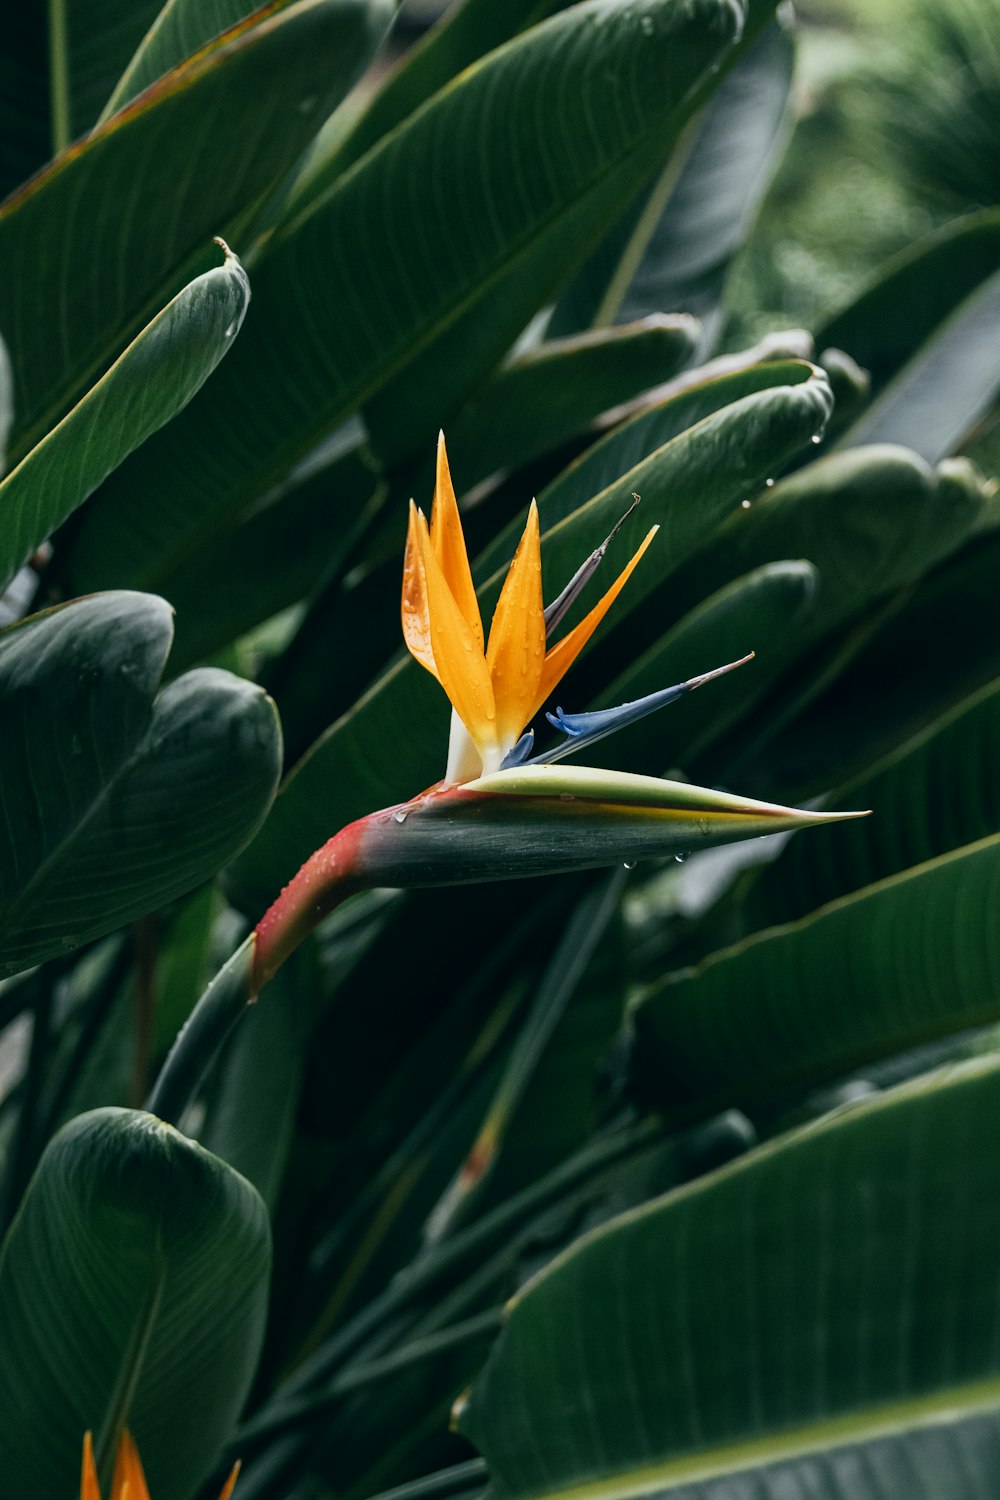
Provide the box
[460,1057,1000,1495]
[631,831,1000,1119]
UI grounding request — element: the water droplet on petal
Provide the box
[393,810,408,824]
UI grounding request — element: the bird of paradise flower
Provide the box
[148,435,866,1122]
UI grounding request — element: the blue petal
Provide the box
[531,654,754,766]
[500,728,536,769]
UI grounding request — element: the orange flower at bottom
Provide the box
[81,1431,240,1500]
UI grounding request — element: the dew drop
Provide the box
[740,499,752,510]
[623,860,637,870]
[764,477,775,488]
[393,810,408,824]
[811,433,822,445]
[674,852,689,864]
[639,14,654,32]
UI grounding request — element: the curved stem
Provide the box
[146,821,368,1126]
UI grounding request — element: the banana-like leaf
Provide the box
[0,2,162,194]
[226,365,831,911]
[61,0,772,592]
[494,359,824,566]
[0,0,393,462]
[286,0,578,202]
[630,829,1000,1120]
[0,1107,270,1500]
[458,1055,1000,1497]
[838,265,1000,462]
[0,592,281,978]
[101,0,309,122]
[550,19,794,345]
[817,208,1000,394]
[0,243,249,591]
[736,674,1000,934]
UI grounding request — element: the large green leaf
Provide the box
[816,209,1000,395]
[226,364,830,911]
[0,1106,270,1500]
[101,0,312,122]
[61,0,775,594]
[630,830,1000,1120]
[737,674,1000,934]
[0,2,162,195]
[0,592,281,978]
[0,243,249,591]
[838,264,1000,462]
[285,0,578,203]
[550,18,794,344]
[458,1055,1000,1496]
[0,0,393,462]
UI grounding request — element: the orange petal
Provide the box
[217,1461,242,1500]
[485,500,546,746]
[528,525,658,721]
[429,432,484,650]
[419,508,497,750]
[401,502,439,681]
[81,1433,102,1500]
[111,1431,150,1500]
